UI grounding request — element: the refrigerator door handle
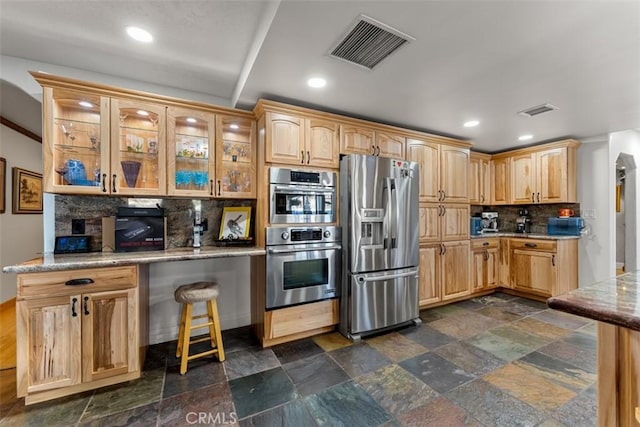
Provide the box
[389,178,397,248]
[356,270,419,283]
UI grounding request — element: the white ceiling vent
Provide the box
[518,103,559,117]
[330,15,414,70]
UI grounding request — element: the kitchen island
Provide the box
[547,270,640,427]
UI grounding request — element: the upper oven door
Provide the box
[270,184,335,224]
[266,243,341,309]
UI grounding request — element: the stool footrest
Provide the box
[189,336,214,345]
[192,314,209,320]
[187,348,219,360]
[189,321,214,330]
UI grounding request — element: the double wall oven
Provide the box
[266,167,341,309]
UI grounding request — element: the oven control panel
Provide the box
[266,226,341,245]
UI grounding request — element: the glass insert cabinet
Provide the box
[40,77,256,199]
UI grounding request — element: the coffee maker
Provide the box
[481,212,499,232]
[516,208,531,233]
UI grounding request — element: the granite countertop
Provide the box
[2,246,266,274]
[547,270,640,332]
[470,232,581,240]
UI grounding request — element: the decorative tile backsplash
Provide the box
[470,203,580,234]
[55,195,255,252]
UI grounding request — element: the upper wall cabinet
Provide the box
[264,111,338,168]
[215,115,256,198]
[111,98,167,196]
[167,106,216,197]
[407,138,470,203]
[490,157,510,205]
[340,125,405,159]
[42,87,111,195]
[469,152,491,205]
[508,141,579,204]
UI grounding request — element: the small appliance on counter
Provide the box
[547,217,584,236]
[516,208,531,233]
[481,212,499,232]
[470,217,483,236]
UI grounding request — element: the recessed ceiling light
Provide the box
[78,101,93,108]
[230,124,239,130]
[307,77,326,88]
[518,134,533,141]
[463,120,479,128]
[186,118,197,123]
[137,110,149,116]
[126,26,153,43]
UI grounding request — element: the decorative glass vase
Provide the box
[121,160,141,188]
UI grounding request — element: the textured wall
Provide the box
[54,195,255,252]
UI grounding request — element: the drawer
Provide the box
[17,266,137,299]
[471,238,499,250]
[509,239,556,252]
[266,299,338,339]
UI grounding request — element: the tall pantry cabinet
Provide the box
[407,136,471,307]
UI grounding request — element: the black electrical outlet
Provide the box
[71,219,86,235]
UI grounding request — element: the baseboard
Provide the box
[0,297,16,370]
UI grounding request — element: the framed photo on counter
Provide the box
[219,206,251,240]
[12,167,42,214]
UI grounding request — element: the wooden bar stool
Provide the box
[174,281,225,374]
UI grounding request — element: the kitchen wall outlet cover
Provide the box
[583,209,596,219]
[72,218,86,234]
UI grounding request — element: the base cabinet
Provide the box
[419,241,470,307]
[16,266,144,404]
[471,238,499,292]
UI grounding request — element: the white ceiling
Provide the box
[1,0,639,152]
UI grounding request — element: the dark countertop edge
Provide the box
[470,233,581,240]
[547,296,640,332]
[2,247,266,274]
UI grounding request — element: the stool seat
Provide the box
[174,281,219,304]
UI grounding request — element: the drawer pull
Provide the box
[483,242,489,246]
[524,243,537,248]
[84,296,90,315]
[65,278,94,286]
[71,297,78,317]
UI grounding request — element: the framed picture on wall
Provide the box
[12,167,42,214]
[219,206,251,240]
[0,157,5,214]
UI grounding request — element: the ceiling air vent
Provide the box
[330,15,414,70]
[518,103,559,117]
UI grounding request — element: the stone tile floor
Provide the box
[0,292,597,426]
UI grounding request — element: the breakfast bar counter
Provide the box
[2,246,266,274]
[548,270,640,427]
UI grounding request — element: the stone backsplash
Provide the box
[55,195,255,252]
[470,203,580,234]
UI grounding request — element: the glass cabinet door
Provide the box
[110,99,166,196]
[167,107,216,197]
[215,115,256,198]
[44,87,110,194]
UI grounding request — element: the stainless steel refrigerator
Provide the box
[339,154,421,340]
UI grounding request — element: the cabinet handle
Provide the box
[483,242,489,246]
[83,296,89,315]
[371,146,376,155]
[480,194,484,203]
[307,150,310,164]
[484,250,489,260]
[552,254,556,266]
[112,174,117,193]
[537,192,540,203]
[442,206,446,216]
[217,180,221,196]
[71,297,78,317]
[376,146,381,156]
[442,190,446,200]
[439,244,444,255]
[442,244,447,255]
[101,173,107,193]
[301,151,305,164]
[65,278,94,286]
[524,243,537,248]
[531,193,535,202]
[209,179,214,196]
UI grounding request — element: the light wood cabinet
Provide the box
[167,106,216,197]
[341,125,405,159]
[471,238,499,292]
[407,138,469,203]
[264,111,339,168]
[490,157,510,205]
[509,238,578,297]
[498,238,510,287]
[510,144,578,204]
[419,203,469,243]
[418,245,441,306]
[16,266,143,405]
[469,152,491,205]
[215,115,257,198]
[418,241,470,306]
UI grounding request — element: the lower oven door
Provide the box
[266,243,341,309]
